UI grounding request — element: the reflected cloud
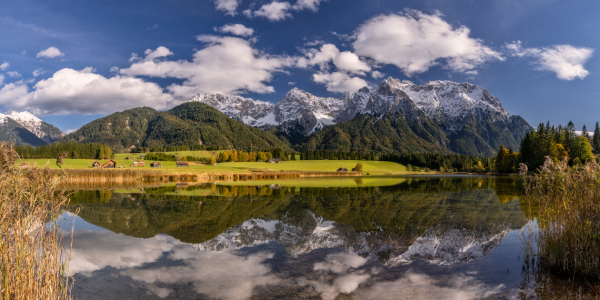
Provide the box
[355,272,506,300]
[122,248,279,299]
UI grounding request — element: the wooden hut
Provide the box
[92,161,101,168]
[150,162,162,168]
[101,160,116,168]
[176,161,189,167]
[268,158,282,163]
[124,156,132,160]
[131,161,145,167]
[337,167,348,172]
[18,162,30,169]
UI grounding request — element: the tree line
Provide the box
[299,150,376,161]
[15,143,114,160]
[379,152,494,172]
[495,121,596,173]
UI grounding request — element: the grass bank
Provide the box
[521,157,600,279]
[0,143,72,299]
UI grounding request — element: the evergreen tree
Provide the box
[291,152,296,161]
[582,124,590,141]
[593,122,600,151]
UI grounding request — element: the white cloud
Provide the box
[7,71,21,78]
[36,46,65,58]
[505,41,593,80]
[109,66,119,73]
[217,23,254,36]
[292,0,325,11]
[32,68,45,77]
[298,44,371,74]
[146,24,159,30]
[352,10,504,76]
[252,1,292,21]
[0,62,8,70]
[214,0,241,16]
[65,128,79,134]
[288,81,296,85]
[0,67,173,115]
[0,75,4,86]
[120,36,296,99]
[313,71,368,93]
[371,70,384,79]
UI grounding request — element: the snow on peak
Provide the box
[188,77,515,136]
[0,113,7,124]
[8,111,42,125]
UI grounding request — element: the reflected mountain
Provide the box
[68,176,527,266]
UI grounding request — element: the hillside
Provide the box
[61,102,292,151]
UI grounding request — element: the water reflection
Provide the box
[63,176,594,299]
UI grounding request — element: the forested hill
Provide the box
[60,102,292,151]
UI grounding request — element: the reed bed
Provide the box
[51,168,198,182]
[521,157,600,279]
[0,143,72,299]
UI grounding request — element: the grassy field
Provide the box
[15,156,406,175]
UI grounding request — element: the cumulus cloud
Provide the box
[505,41,593,80]
[120,36,296,99]
[0,75,4,86]
[0,67,173,115]
[36,46,65,58]
[0,62,8,71]
[352,10,504,76]
[245,0,325,21]
[313,71,368,93]
[214,0,241,16]
[6,71,21,78]
[251,1,293,21]
[65,128,79,134]
[217,23,254,36]
[32,68,45,77]
[298,44,371,75]
[371,70,384,79]
[292,0,325,11]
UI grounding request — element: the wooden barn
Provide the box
[101,160,116,168]
[176,161,189,167]
[18,162,30,169]
[337,167,348,172]
[92,161,101,168]
[150,162,162,168]
[131,161,145,167]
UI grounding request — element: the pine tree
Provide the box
[593,122,600,151]
[582,125,590,141]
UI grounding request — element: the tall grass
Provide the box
[521,156,600,279]
[0,143,73,299]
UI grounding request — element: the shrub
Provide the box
[354,162,363,173]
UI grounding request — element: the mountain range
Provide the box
[191,78,532,156]
[0,111,64,146]
[6,77,532,156]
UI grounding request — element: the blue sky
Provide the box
[0,0,598,133]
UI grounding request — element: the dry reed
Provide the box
[521,156,600,279]
[0,143,73,299]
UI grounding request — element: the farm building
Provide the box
[124,156,132,160]
[101,160,116,168]
[337,167,348,172]
[131,161,145,167]
[176,161,189,167]
[176,182,189,188]
[268,158,282,163]
[18,162,30,169]
[150,162,162,168]
[92,161,101,168]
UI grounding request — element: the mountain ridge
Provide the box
[0,112,64,146]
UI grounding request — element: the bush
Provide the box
[354,162,363,173]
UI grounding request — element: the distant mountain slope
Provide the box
[0,114,47,146]
[8,111,64,143]
[61,103,292,151]
[193,77,533,156]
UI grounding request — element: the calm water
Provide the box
[61,176,596,299]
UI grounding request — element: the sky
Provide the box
[0,0,598,133]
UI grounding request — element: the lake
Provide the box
[61,176,596,299]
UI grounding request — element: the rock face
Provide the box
[5,111,64,144]
[190,77,532,155]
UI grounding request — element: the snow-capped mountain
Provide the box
[190,77,521,136]
[0,111,64,146]
[188,210,514,266]
[7,111,64,144]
